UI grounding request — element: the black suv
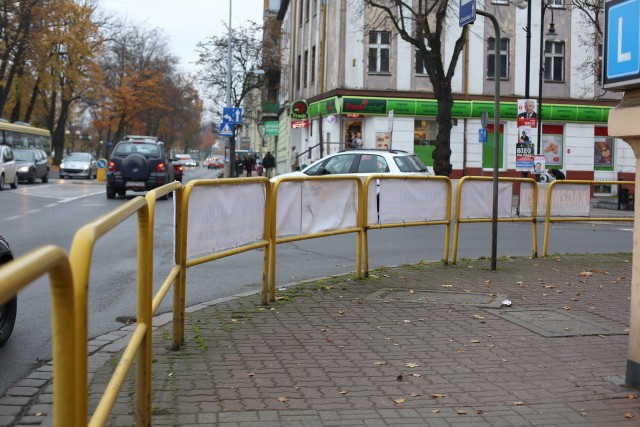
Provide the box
[106,135,175,199]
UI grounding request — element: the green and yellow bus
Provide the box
[0,120,52,155]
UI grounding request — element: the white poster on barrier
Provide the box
[377,179,449,224]
[275,181,303,235]
[367,181,378,225]
[457,180,512,219]
[187,184,266,257]
[519,183,590,217]
[300,180,358,234]
[275,180,358,236]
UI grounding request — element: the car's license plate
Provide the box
[127,181,145,189]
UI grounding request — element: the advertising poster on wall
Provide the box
[594,137,614,167]
[541,134,563,166]
[375,132,390,149]
[517,99,538,128]
[515,126,534,171]
[533,155,546,174]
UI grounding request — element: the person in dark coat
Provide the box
[235,155,244,177]
[262,151,275,178]
[245,153,256,177]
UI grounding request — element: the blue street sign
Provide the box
[219,121,234,137]
[222,107,243,124]
[603,0,640,90]
[97,158,107,169]
[459,0,476,27]
[479,128,487,143]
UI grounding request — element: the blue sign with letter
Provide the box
[222,107,243,124]
[478,128,487,143]
[459,0,476,27]
[603,0,640,90]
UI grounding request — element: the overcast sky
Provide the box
[99,0,265,75]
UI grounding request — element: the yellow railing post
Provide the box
[137,196,153,426]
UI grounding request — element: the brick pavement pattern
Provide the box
[3,253,640,426]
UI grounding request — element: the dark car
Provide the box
[59,152,97,179]
[173,163,183,183]
[0,234,16,346]
[106,135,174,199]
[14,149,50,184]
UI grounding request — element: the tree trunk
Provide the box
[24,76,41,123]
[431,79,454,176]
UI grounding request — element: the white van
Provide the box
[0,145,18,190]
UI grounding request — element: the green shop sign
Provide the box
[342,97,387,114]
[264,121,279,136]
[304,96,611,124]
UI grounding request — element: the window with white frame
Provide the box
[368,31,390,73]
[544,40,564,82]
[311,45,316,83]
[304,49,308,88]
[548,0,563,7]
[487,37,509,79]
[415,48,428,75]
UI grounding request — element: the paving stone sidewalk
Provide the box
[3,253,640,426]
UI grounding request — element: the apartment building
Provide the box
[265,0,630,192]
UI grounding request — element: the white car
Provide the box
[0,145,18,190]
[273,149,431,181]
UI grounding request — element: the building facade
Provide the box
[266,0,631,192]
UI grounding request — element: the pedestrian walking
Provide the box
[290,146,299,172]
[245,153,255,177]
[262,151,275,178]
[235,155,244,178]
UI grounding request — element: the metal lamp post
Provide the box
[537,1,556,154]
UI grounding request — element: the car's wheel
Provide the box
[42,170,49,183]
[0,173,4,191]
[59,174,66,179]
[10,173,17,189]
[106,185,116,199]
[27,169,36,184]
[0,297,17,346]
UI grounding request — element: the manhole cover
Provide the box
[485,309,627,337]
[368,289,504,308]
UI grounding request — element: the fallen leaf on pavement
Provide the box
[277,397,288,403]
[406,363,420,368]
[374,361,387,365]
[457,409,467,415]
[624,412,635,419]
[431,393,446,398]
[442,284,453,288]
[394,398,405,404]
[411,373,421,378]
[471,339,480,343]
[432,409,440,413]
[577,271,594,277]
[512,401,526,406]
[340,390,348,395]
[472,315,485,320]
[410,393,421,397]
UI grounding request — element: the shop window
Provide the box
[540,124,563,168]
[594,127,614,171]
[415,48,428,75]
[414,119,436,166]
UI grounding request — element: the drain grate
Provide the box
[484,308,627,337]
[368,289,505,308]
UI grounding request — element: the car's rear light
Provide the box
[175,164,183,172]
[157,163,166,172]
[108,161,116,172]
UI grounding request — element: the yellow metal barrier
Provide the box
[7,175,633,426]
[64,181,182,427]
[452,176,539,264]
[269,176,364,302]
[362,175,452,276]
[0,246,78,425]
[542,180,634,257]
[180,178,272,305]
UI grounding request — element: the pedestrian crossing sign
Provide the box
[219,121,234,137]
